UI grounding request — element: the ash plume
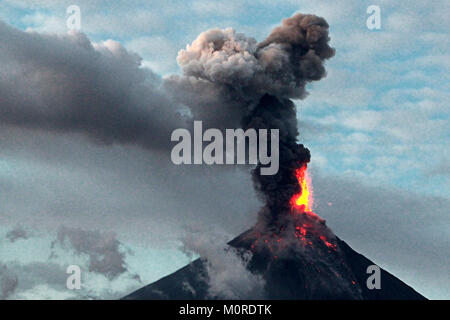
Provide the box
[167,13,335,226]
[0,21,186,151]
[0,13,334,228]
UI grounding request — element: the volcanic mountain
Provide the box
[123,210,426,300]
[124,14,425,300]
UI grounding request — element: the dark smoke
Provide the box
[0,13,334,227]
[169,14,335,226]
[0,21,186,151]
[245,95,310,225]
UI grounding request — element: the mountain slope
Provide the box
[123,225,426,300]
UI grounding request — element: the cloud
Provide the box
[341,110,382,131]
[125,36,180,75]
[0,0,448,299]
[192,0,244,18]
[311,169,450,299]
[0,264,18,299]
[21,12,65,33]
[85,11,166,38]
[181,227,265,299]
[0,260,133,300]
[0,21,186,151]
[5,225,28,242]
[0,125,260,245]
[0,228,145,299]
[52,226,132,280]
[426,159,450,177]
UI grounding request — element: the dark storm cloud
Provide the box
[0,20,186,150]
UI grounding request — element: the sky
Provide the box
[0,0,448,299]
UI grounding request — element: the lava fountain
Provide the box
[290,164,314,213]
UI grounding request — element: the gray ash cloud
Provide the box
[168,14,335,225]
[0,21,186,151]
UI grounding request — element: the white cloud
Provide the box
[192,0,244,17]
[126,36,180,75]
[341,110,383,131]
[181,227,265,299]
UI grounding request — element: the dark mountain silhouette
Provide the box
[123,220,426,300]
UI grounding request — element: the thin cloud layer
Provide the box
[0,264,18,299]
[5,225,28,243]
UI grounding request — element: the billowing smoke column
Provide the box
[246,96,311,225]
[168,14,335,227]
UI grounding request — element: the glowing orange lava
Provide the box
[291,164,313,212]
[320,235,337,250]
[248,164,337,255]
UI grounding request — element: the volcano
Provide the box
[124,14,425,300]
[123,163,426,300]
[123,213,426,300]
